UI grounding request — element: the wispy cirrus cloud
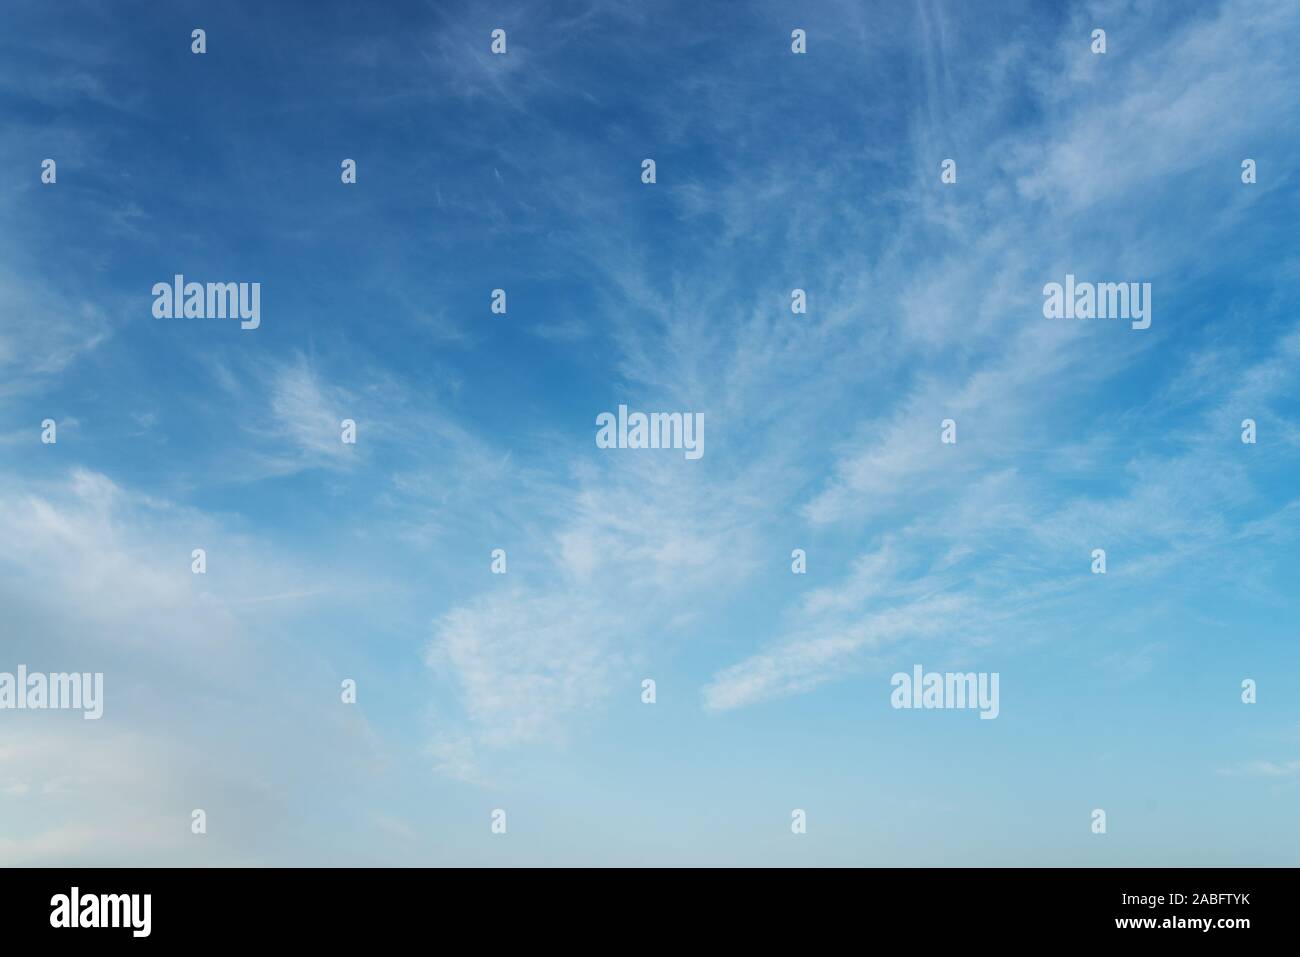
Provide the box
[1218,761,1300,778]
[699,0,1300,713]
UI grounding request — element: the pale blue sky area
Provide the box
[1,0,1298,865]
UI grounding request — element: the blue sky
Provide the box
[1,0,1298,865]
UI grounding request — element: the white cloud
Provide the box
[0,467,395,863]
[427,587,626,753]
